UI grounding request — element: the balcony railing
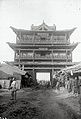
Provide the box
[15,55,71,60]
[16,38,69,44]
[53,55,66,59]
[14,61,72,66]
[34,55,52,59]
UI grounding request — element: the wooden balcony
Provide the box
[34,55,52,60]
[15,55,71,60]
[14,61,73,66]
[16,39,69,45]
[15,56,33,60]
[34,55,71,60]
[53,55,67,59]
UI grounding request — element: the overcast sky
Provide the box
[0,0,81,63]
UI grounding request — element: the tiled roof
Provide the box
[10,22,76,36]
[31,21,56,31]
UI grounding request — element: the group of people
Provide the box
[55,73,81,97]
[65,76,81,96]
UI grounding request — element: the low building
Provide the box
[0,64,26,89]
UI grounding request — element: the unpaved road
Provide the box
[31,89,80,119]
[0,88,81,119]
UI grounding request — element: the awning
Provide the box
[0,64,26,76]
[60,62,81,74]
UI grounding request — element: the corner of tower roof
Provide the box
[73,27,77,31]
[10,26,16,31]
[72,27,77,32]
[68,27,77,35]
[9,26,19,35]
[10,26,13,29]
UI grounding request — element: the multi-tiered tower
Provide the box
[8,22,78,82]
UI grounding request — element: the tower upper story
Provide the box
[9,22,76,45]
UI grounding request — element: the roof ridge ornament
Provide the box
[43,20,45,24]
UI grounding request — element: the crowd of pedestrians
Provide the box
[54,72,81,96]
[53,72,81,112]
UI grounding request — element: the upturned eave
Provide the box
[10,26,76,36]
[7,42,78,51]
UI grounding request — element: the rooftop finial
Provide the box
[43,20,45,24]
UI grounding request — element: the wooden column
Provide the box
[14,51,16,61]
[33,49,35,80]
[33,67,35,80]
[51,33,54,86]
[52,49,53,62]
[51,68,54,86]
[51,36,54,85]
[33,33,35,45]
[51,33,54,64]
[19,49,21,68]
[51,33,53,45]
[52,49,54,86]
[66,50,68,66]
[68,33,70,43]
[33,49,35,62]
[70,50,72,62]
[32,32,35,80]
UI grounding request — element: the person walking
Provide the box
[9,77,17,100]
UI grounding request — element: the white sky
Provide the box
[0,0,81,63]
[36,72,50,81]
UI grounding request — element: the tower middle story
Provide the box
[7,22,78,82]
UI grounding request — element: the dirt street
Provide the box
[0,88,81,119]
